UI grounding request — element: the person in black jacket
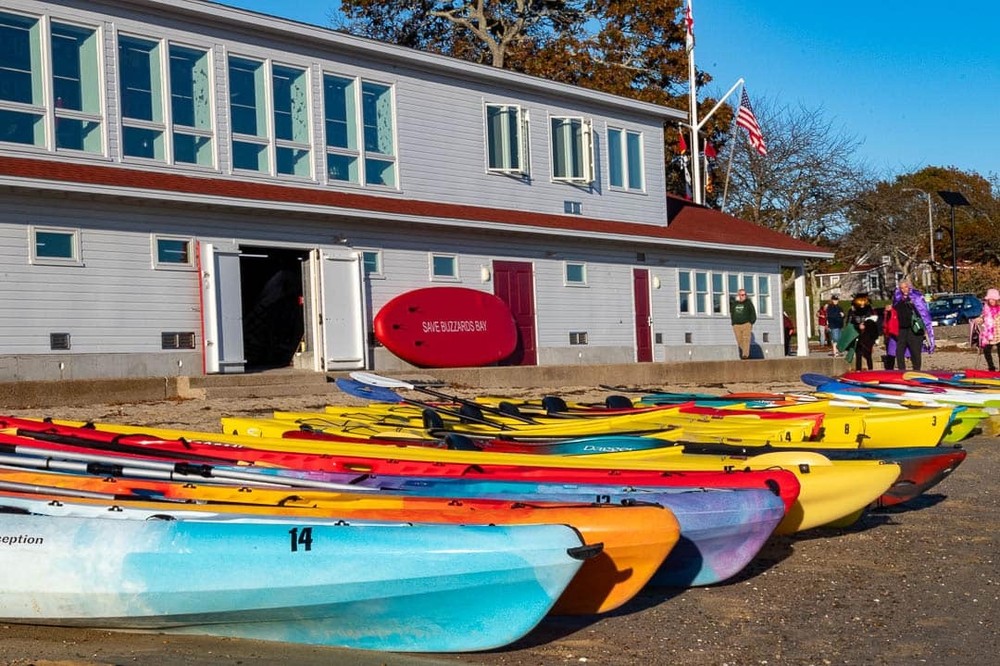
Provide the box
[825,295,845,357]
[847,292,879,370]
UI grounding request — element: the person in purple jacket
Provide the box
[892,280,934,371]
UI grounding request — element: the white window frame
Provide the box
[271,61,312,179]
[694,270,709,314]
[49,18,106,156]
[756,274,772,316]
[564,261,588,287]
[117,32,167,163]
[29,225,82,266]
[323,72,360,185]
[360,248,384,279]
[678,269,692,315]
[168,42,216,168]
[151,234,194,270]
[550,115,594,184]
[484,103,529,176]
[360,79,397,188]
[0,11,48,151]
[607,126,644,192]
[429,253,459,281]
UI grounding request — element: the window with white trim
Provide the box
[0,12,103,153]
[228,56,311,177]
[324,74,359,183]
[695,271,709,314]
[119,35,165,160]
[0,12,45,148]
[228,56,268,173]
[607,127,644,191]
[565,262,587,286]
[272,63,311,177]
[712,273,725,314]
[430,253,458,280]
[361,81,396,187]
[361,249,383,278]
[152,235,194,269]
[550,116,593,183]
[51,21,103,154]
[169,44,213,166]
[485,103,528,175]
[678,270,691,314]
[30,226,81,265]
[756,275,772,316]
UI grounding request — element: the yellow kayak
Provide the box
[285,407,820,444]
[724,400,953,447]
[52,419,899,535]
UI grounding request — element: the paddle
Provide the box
[0,441,377,493]
[349,372,540,424]
[336,377,513,430]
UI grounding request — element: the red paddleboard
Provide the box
[374,287,517,368]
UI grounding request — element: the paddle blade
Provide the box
[334,378,404,403]
[800,373,837,388]
[349,371,415,390]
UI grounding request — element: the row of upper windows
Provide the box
[0,10,647,194]
[0,11,397,187]
[678,269,773,317]
[485,105,645,192]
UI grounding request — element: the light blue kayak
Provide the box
[212,465,785,587]
[0,512,593,652]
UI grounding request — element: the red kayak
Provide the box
[0,417,801,514]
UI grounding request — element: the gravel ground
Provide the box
[1,350,997,665]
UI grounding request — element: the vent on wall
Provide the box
[569,331,588,345]
[684,332,693,344]
[762,332,770,343]
[655,333,663,344]
[162,332,196,350]
[50,332,71,350]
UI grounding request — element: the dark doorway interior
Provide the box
[240,246,308,370]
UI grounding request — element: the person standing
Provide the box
[846,293,879,370]
[825,296,845,357]
[893,280,934,371]
[816,303,828,347]
[730,288,757,360]
[882,304,899,369]
[978,288,1000,371]
[783,311,795,356]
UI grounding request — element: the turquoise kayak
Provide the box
[0,513,593,652]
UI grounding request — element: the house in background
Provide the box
[0,0,831,381]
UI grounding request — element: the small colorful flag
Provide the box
[704,141,717,160]
[677,128,688,154]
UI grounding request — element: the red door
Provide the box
[633,268,653,362]
[493,260,537,366]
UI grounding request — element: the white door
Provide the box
[199,242,246,374]
[305,248,367,371]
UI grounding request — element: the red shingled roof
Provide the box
[0,155,829,256]
[665,195,829,255]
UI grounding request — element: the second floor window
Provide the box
[485,103,528,175]
[550,116,593,183]
[608,127,644,191]
[52,21,103,154]
[361,81,396,187]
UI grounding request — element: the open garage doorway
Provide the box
[239,246,309,370]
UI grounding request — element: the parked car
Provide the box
[927,293,983,326]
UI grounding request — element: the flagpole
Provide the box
[720,82,746,213]
[685,0,701,204]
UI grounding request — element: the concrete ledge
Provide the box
[0,357,845,408]
[0,377,184,409]
[392,356,844,390]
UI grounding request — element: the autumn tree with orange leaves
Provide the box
[334,0,731,198]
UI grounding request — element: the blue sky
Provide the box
[215,0,1000,181]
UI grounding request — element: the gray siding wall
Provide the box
[10,0,668,226]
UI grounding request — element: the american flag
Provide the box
[736,89,767,156]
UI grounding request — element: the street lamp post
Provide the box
[937,190,971,293]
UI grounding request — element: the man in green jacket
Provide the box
[730,289,757,359]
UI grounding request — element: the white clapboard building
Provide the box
[0,0,831,381]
